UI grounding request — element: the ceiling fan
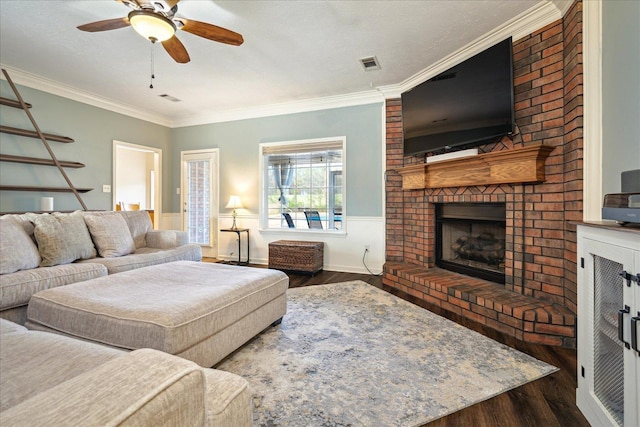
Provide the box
[77,0,244,64]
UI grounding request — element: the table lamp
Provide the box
[225,195,243,230]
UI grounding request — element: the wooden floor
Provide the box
[205,260,590,427]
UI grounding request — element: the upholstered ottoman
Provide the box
[26,261,289,367]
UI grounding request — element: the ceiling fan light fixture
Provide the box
[128,10,176,42]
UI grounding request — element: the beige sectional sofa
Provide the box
[0,318,252,426]
[0,211,292,425]
[0,210,202,324]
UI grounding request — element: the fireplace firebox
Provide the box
[436,203,506,284]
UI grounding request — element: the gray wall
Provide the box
[170,103,384,216]
[1,82,383,217]
[0,82,172,213]
[602,0,640,194]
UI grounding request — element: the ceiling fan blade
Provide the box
[77,17,130,32]
[162,36,190,63]
[180,19,243,46]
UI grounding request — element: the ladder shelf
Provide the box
[0,69,90,210]
[0,96,32,109]
[0,125,75,143]
[0,154,85,168]
[0,185,93,193]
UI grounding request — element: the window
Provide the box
[261,137,345,231]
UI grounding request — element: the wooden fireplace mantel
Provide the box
[396,144,555,190]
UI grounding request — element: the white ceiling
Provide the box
[0,0,565,127]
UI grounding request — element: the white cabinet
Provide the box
[577,224,640,427]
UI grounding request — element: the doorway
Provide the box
[113,140,161,229]
[181,149,219,258]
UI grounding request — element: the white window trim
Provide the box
[259,136,347,235]
[583,0,603,221]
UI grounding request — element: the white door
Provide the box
[181,149,219,258]
[113,140,162,229]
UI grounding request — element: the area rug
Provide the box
[217,281,558,426]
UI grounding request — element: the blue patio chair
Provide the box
[304,210,323,229]
[283,212,295,228]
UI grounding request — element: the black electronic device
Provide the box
[602,170,640,224]
[602,193,640,224]
[402,38,515,156]
[621,169,640,193]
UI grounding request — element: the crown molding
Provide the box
[0,64,171,127]
[1,1,572,128]
[552,0,574,17]
[377,0,566,99]
[170,90,385,128]
[0,62,384,128]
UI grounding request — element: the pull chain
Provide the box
[149,39,156,89]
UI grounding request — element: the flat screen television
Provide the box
[402,37,515,156]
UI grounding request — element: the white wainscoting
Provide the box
[158,213,385,274]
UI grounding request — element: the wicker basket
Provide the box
[269,240,324,274]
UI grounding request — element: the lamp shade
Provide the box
[225,195,243,210]
[128,10,176,42]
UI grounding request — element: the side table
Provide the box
[220,228,250,265]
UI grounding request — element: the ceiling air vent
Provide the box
[158,94,181,102]
[359,56,381,71]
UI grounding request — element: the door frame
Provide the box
[180,148,220,258]
[112,140,162,229]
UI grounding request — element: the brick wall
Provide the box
[383,0,582,347]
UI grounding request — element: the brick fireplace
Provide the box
[383,1,582,347]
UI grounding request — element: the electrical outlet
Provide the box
[102,184,111,193]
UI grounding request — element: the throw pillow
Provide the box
[0,216,41,274]
[5,213,36,239]
[32,211,97,267]
[84,213,135,258]
[120,211,152,249]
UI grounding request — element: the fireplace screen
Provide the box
[436,203,506,284]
